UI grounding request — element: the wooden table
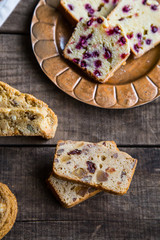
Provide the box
[0,1,160,239]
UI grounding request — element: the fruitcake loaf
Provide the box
[0,107,57,139]
[64,17,130,83]
[53,140,137,195]
[0,81,48,108]
[107,0,160,57]
[48,173,100,208]
[59,0,119,25]
[0,183,18,239]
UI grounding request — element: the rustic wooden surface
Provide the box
[0,1,160,239]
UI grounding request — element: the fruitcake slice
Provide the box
[53,140,137,195]
[48,141,118,208]
[107,0,160,57]
[47,173,100,208]
[64,17,130,83]
[59,0,119,25]
[0,107,57,139]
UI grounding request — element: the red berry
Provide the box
[81,60,87,68]
[104,48,112,59]
[95,60,102,68]
[68,4,74,11]
[122,5,131,12]
[151,25,158,33]
[94,70,102,77]
[121,53,127,59]
[97,18,104,24]
[73,58,80,64]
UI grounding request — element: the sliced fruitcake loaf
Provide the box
[64,16,130,83]
[107,0,160,57]
[59,0,119,25]
[53,140,137,195]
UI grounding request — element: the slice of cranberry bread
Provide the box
[107,0,160,57]
[47,173,100,208]
[53,140,137,195]
[63,17,130,83]
[59,0,119,25]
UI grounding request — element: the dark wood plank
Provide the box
[0,34,160,145]
[0,147,159,222]
[4,220,160,240]
[0,0,39,33]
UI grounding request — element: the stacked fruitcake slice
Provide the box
[107,0,160,57]
[48,141,137,208]
[0,81,58,139]
[53,140,137,195]
[48,141,119,207]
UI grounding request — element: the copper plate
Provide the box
[31,0,160,109]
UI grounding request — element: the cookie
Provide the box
[0,183,18,239]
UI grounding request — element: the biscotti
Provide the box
[48,173,100,208]
[59,0,119,25]
[0,107,57,139]
[107,0,160,57]
[0,183,18,239]
[0,81,48,108]
[0,81,58,139]
[64,17,130,83]
[53,140,137,195]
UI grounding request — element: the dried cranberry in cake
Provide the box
[151,25,158,33]
[68,149,82,155]
[107,0,160,57]
[97,17,104,24]
[120,53,127,59]
[92,51,99,57]
[118,36,127,45]
[68,4,74,11]
[146,39,152,45]
[94,60,102,68]
[87,161,96,174]
[151,4,158,10]
[122,5,131,13]
[64,17,130,83]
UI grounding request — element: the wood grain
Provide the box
[0,147,159,222]
[4,220,160,240]
[0,0,39,33]
[0,34,160,145]
[0,147,160,239]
